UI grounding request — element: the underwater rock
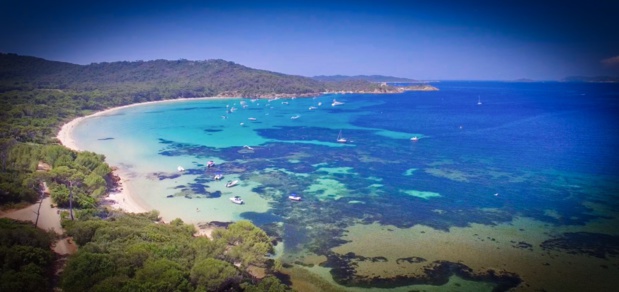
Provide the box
[540,232,619,259]
[322,252,522,290]
[396,256,427,264]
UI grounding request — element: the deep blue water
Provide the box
[346,82,619,225]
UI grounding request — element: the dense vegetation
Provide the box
[0,140,111,211]
[61,215,286,292]
[0,218,55,291]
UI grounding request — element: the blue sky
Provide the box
[1,0,618,80]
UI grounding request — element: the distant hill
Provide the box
[312,75,418,83]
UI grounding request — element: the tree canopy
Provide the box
[0,218,55,292]
[61,214,285,291]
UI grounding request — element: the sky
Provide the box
[1,0,618,80]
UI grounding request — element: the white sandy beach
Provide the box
[56,96,234,236]
[56,97,234,213]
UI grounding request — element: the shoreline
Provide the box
[57,96,239,152]
[56,96,239,235]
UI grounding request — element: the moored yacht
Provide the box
[230,196,244,204]
[332,99,344,106]
[288,194,302,201]
[226,180,239,188]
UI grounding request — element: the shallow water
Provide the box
[73,82,619,290]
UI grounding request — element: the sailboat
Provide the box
[477,96,482,105]
[337,130,347,143]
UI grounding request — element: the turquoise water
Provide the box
[73,82,619,290]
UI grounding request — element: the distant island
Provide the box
[562,76,619,83]
[513,78,535,82]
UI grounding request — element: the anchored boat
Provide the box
[230,196,244,204]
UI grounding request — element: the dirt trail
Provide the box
[1,196,77,255]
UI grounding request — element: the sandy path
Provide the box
[0,196,77,255]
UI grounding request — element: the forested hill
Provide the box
[312,74,418,83]
[0,53,327,98]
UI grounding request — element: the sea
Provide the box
[72,81,619,291]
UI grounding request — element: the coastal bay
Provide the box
[56,82,619,291]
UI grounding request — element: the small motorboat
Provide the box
[291,115,300,119]
[207,161,215,168]
[226,180,239,188]
[177,166,185,172]
[230,196,244,204]
[308,106,317,110]
[166,195,174,198]
[331,99,344,106]
[410,136,419,141]
[248,117,257,121]
[214,174,224,181]
[288,194,302,201]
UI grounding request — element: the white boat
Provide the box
[288,194,302,201]
[248,117,257,121]
[337,130,347,143]
[214,174,223,181]
[225,180,239,188]
[177,166,185,172]
[332,99,344,106]
[230,196,244,204]
[410,136,419,141]
[207,161,215,168]
[477,96,482,105]
[243,145,254,150]
[291,115,300,119]
[318,102,322,106]
[308,106,317,110]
